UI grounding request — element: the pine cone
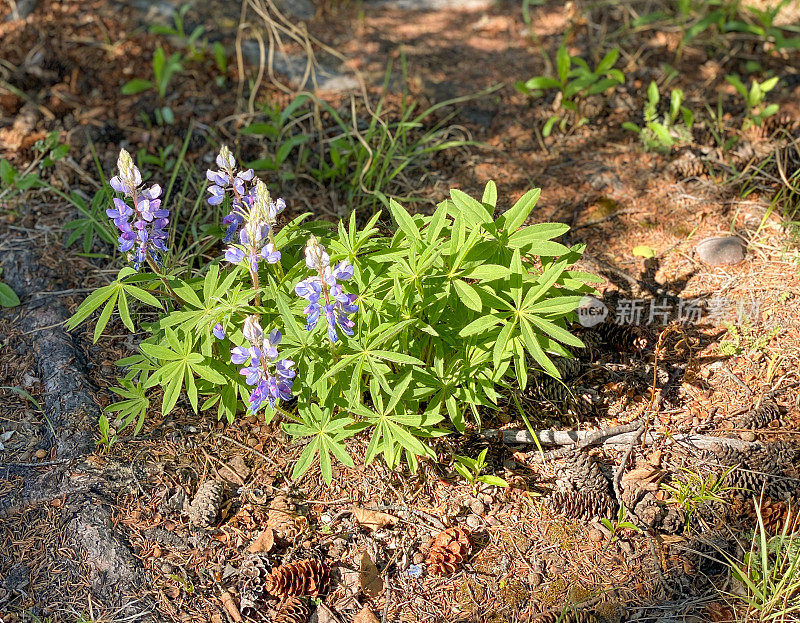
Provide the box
[764,111,800,136]
[238,553,272,616]
[758,499,791,534]
[187,479,224,528]
[427,526,472,576]
[265,559,330,598]
[558,453,612,496]
[540,609,602,623]
[737,399,782,429]
[550,490,617,521]
[597,323,651,352]
[670,151,707,179]
[273,597,310,623]
[267,496,307,541]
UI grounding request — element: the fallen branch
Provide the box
[482,427,754,452]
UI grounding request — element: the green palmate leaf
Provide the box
[452,279,482,311]
[459,314,503,337]
[94,290,119,343]
[449,189,493,227]
[500,188,541,234]
[65,283,117,330]
[389,198,420,241]
[481,180,498,208]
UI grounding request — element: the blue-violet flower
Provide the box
[224,179,281,274]
[294,236,358,343]
[230,315,295,412]
[206,145,257,241]
[107,149,169,270]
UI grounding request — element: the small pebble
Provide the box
[465,514,481,529]
[588,529,604,543]
[413,552,425,564]
[35,449,48,459]
[469,499,485,516]
[486,516,501,527]
[740,431,756,442]
[696,235,745,266]
[618,540,634,555]
[529,572,543,587]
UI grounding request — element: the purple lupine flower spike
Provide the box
[206,146,262,242]
[106,149,170,271]
[224,180,282,273]
[295,236,358,343]
[229,315,294,412]
[213,323,226,340]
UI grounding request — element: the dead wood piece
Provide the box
[484,427,754,452]
[66,497,165,621]
[0,244,165,620]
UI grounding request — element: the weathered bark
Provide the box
[0,243,166,622]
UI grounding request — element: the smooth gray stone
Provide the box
[365,0,492,9]
[695,236,746,265]
[240,43,359,91]
[275,0,316,20]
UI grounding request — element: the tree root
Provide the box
[0,245,166,622]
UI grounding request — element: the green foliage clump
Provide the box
[515,45,625,136]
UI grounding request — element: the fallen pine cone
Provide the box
[186,479,224,528]
[427,526,471,576]
[550,490,617,521]
[273,597,310,623]
[265,559,330,598]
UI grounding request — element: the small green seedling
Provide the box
[516,45,625,136]
[96,414,118,451]
[453,448,509,491]
[121,46,184,124]
[623,81,693,152]
[662,466,737,534]
[600,502,640,542]
[0,267,20,308]
[150,4,206,60]
[725,74,780,130]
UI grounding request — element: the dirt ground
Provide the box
[2,0,800,622]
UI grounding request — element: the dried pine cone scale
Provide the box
[265,559,330,598]
[737,399,782,429]
[186,479,224,528]
[550,490,617,521]
[273,597,310,623]
[427,526,471,576]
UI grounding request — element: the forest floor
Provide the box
[1,0,800,622]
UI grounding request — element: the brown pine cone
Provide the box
[265,559,330,598]
[669,150,707,179]
[426,526,471,576]
[764,111,800,136]
[736,399,782,430]
[550,490,617,521]
[186,479,224,528]
[273,597,310,623]
[540,609,602,623]
[558,453,612,496]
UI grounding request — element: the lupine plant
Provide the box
[67,146,599,483]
